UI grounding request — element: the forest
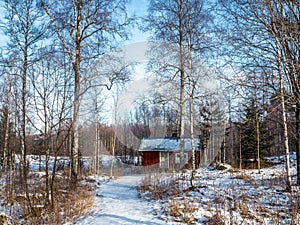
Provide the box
[0,0,299,224]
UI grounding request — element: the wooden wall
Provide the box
[141,151,159,166]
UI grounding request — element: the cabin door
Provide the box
[160,152,169,168]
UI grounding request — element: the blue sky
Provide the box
[0,4,7,47]
[127,0,149,43]
[0,0,149,48]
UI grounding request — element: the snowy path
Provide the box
[76,175,167,225]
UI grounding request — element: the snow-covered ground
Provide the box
[138,153,300,224]
[76,175,166,225]
[1,153,299,224]
[72,153,300,225]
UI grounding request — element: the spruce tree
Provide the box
[241,98,272,165]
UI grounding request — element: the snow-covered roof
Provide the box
[138,137,200,152]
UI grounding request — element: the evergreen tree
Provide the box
[241,98,272,164]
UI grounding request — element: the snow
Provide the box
[76,175,166,225]
[74,152,300,225]
[1,153,299,224]
[14,154,70,171]
[139,137,200,151]
[137,153,300,224]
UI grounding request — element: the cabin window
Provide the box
[175,153,188,164]
[160,152,169,168]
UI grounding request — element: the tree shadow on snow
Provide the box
[95,213,164,225]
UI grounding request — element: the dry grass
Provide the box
[3,173,96,225]
[138,168,300,225]
[138,173,200,223]
[168,197,199,224]
[138,173,181,201]
[204,212,225,225]
[234,172,254,183]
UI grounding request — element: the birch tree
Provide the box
[0,56,14,204]
[40,0,132,187]
[219,0,298,185]
[30,45,73,206]
[267,0,300,186]
[1,0,46,213]
[2,58,14,205]
[144,0,213,168]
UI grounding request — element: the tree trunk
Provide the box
[71,3,82,188]
[110,95,118,178]
[21,47,28,190]
[110,133,116,178]
[44,119,50,203]
[41,63,50,203]
[94,101,99,175]
[178,0,185,168]
[239,124,242,170]
[296,103,300,185]
[4,72,12,203]
[50,73,69,208]
[274,35,292,190]
[256,112,261,173]
[222,122,226,163]
[71,81,80,187]
[21,39,34,214]
[280,81,292,190]
[187,1,195,187]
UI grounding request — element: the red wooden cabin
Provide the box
[138,137,200,170]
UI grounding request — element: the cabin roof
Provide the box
[138,137,200,152]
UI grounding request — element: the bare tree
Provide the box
[219,0,298,185]
[40,0,132,187]
[0,57,14,204]
[144,0,213,168]
[30,44,73,206]
[266,1,293,190]
[268,0,300,186]
[1,0,46,213]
